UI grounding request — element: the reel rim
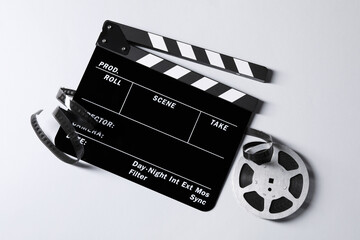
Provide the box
[233,142,309,220]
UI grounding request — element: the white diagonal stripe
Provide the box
[191,77,217,91]
[218,89,245,102]
[65,95,71,110]
[136,54,163,68]
[177,41,196,60]
[164,65,191,79]
[148,33,168,52]
[205,50,225,68]
[234,58,253,77]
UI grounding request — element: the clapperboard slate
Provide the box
[55,21,268,211]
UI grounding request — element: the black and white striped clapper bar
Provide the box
[97,20,268,112]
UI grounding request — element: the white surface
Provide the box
[1,0,360,239]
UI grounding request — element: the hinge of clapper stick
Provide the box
[97,20,268,112]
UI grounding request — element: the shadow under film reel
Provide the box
[233,130,309,220]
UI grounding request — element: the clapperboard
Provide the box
[55,20,268,211]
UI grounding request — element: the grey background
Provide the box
[1,0,359,239]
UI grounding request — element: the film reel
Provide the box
[233,130,309,220]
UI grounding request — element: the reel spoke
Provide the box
[289,169,302,178]
[263,198,272,213]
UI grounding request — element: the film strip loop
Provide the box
[56,88,97,129]
[31,88,96,164]
[243,128,273,165]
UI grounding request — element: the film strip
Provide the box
[31,88,96,164]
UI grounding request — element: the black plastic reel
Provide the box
[233,142,309,220]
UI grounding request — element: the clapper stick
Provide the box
[112,21,268,82]
[97,20,266,112]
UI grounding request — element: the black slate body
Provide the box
[55,21,258,211]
